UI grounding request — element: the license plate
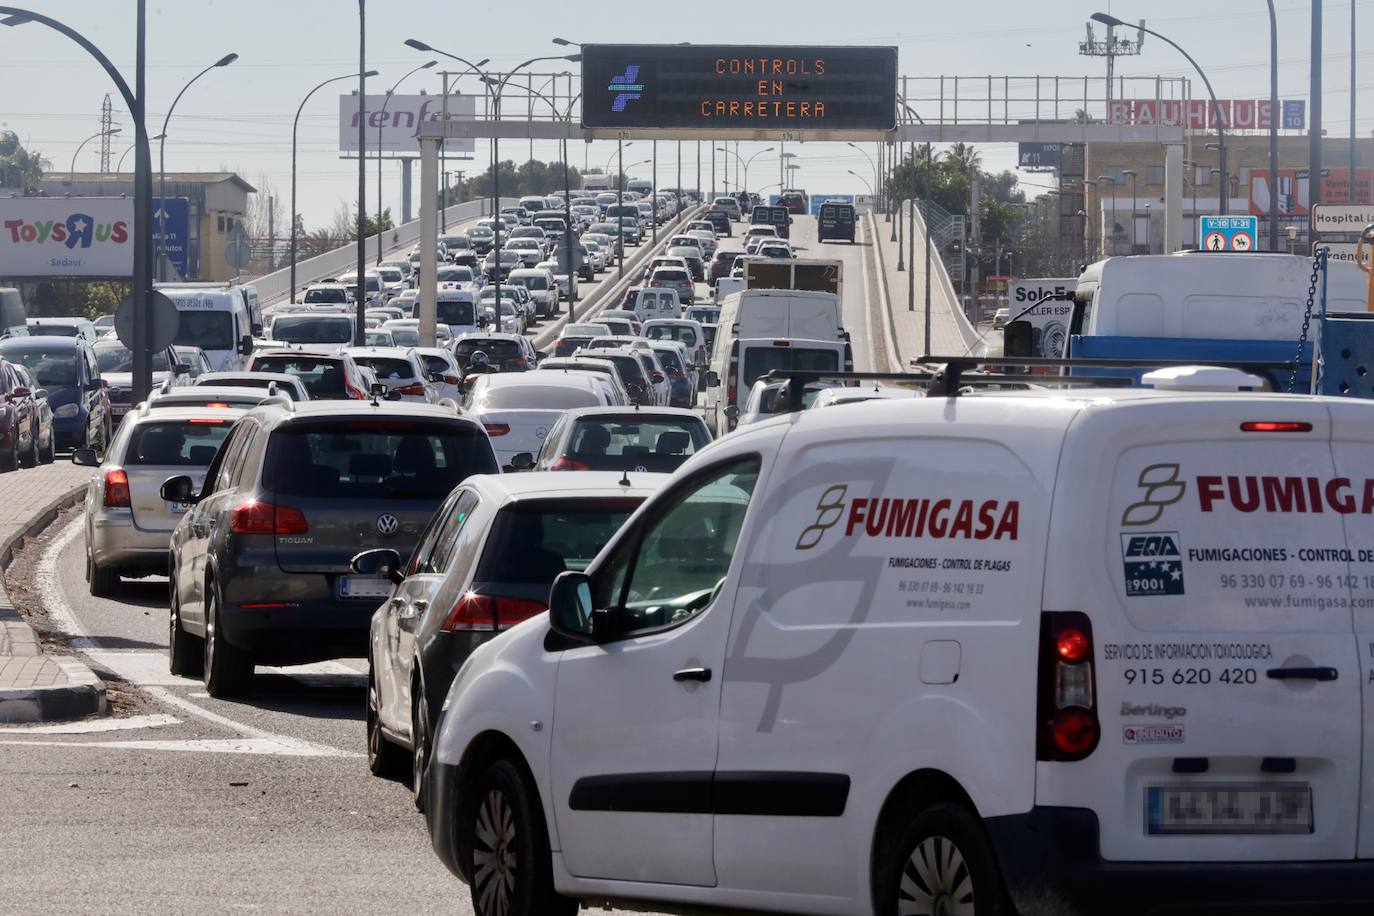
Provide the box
[112,405,129,416]
[1146,784,1312,835]
[166,500,192,514]
[338,576,393,600]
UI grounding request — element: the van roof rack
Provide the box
[762,368,1133,412]
[913,356,1296,398]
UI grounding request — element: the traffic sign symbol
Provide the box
[1232,233,1252,251]
[1205,232,1227,251]
[1199,215,1258,253]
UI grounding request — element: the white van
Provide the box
[425,365,1374,916]
[433,286,480,337]
[628,287,680,322]
[157,283,256,371]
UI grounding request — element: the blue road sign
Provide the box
[1199,215,1258,252]
[805,194,854,215]
[152,198,190,279]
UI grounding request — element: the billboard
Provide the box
[1107,98,1305,131]
[152,198,190,279]
[580,44,898,131]
[1006,278,1078,358]
[339,93,475,154]
[1017,142,1062,171]
[0,198,132,278]
[1249,169,1374,218]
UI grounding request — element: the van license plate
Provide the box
[338,576,393,600]
[1146,784,1312,835]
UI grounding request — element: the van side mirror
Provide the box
[509,452,534,471]
[548,571,594,639]
[239,335,255,356]
[724,405,740,422]
[71,447,100,467]
[706,370,720,387]
[351,548,404,584]
[159,475,196,504]
[1003,320,1035,359]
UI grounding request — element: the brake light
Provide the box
[345,381,366,400]
[441,593,548,631]
[203,403,231,410]
[551,457,590,471]
[188,416,227,423]
[510,358,527,368]
[230,501,309,536]
[772,340,791,348]
[483,423,510,436]
[442,374,461,385]
[1241,421,1312,433]
[392,382,427,397]
[103,468,131,509]
[1037,612,1099,762]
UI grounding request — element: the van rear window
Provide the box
[174,311,234,351]
[742,347,840,388]
[252,356,348,398]
[125,420,232,466]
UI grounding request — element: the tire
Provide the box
[875,802,1011,916]
[20,424,37,468]
[167,574,203,677]
[38,430,54,464]
[464,759,577,916]
[0,431,17,472]
[202,580,253,697]
[366,665,408,779]
[411,680,431,812]
[87,548,121,598]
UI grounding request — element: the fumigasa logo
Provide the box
[609,65,644,112]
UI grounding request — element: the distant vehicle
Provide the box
[193,371,309,402]
[0,288,30,338]
[817,200,857,243]
[750,204,792,239]
[648,267,695,305]
[522,406,709,474]
[993,307,1010,330]
[452,333,538,375]
[0,357,41,469]
[626,287,680,323]
[246,349,369,400]
[267,313,355,351]
[778,190,808,214]
[27,317,98,344]
[94,339,191,421]
[641,318,708,370]
[159,283,258,371]
[711,197,743,221]
[344,347,436,403]
[173,346,214,379]
[463,372,614,468]
[11,363,54,464]
[0,336,111,452]
[302,283,352,306]
[703,208,733,236]
[506,269,559,320]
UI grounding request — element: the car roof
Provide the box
[481,370,599,389]
[343,346,420,360]
[454,332,524,343]
[1,335,82,348]
[200,370,299,384]
[29,316,89,325]
[466,470,668,504]
[562,405,705,421]
[129,405,249,424]
[247,398,481,428]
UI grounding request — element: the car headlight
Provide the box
[53,403,81,419]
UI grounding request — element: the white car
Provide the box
[342,346,436,402]
[507,268,560,320]
[267,312,355,353]
[462,371,613,468]
[413,346,465,403]
[193,370,309,402]
[480,301,523,336]
[426,364,1374,916]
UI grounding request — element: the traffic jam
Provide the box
[7,22,1374,916]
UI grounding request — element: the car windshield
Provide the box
[509,276,548,290]
[204,376,300,400]
[389,328,420,346]
[436,301,476,327]
[173,311,235,350]
[475,498,645,583]
[644,325,698,346]
[377,268,403,283]
[562,417,706,471]
[27,324,80,337]
[95,343,171,373]
[263,421,496,500]
[3,347,79,386]
[653,270,689,283]
[252,355,347,397]
[270,316,353,344]
[455,339,522,363]
[124,419,233,466]
[603,354,646,383]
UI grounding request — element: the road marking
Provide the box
[41,519,361,759]
[84,650,363,688]
[0,737,352,757]
[0,713,179,734]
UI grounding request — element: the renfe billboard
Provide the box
[339,94,476,154]
[580,44,898,131]
[1,198,133,278]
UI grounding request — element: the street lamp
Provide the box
[605,142,633,175]
[1098,174,1116,256]
[292,70,375,303]
[1092,12,1228,214]
[551,37,582,48]
[1122,169,1138,252]
[377,60,437,265]
[847,169,874,195]
[408,42,489,231]
[847,141,880,209]
[158,52,237,279]
[70,127,121,182]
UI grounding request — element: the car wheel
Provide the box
[0,430,17,472]
[366,664,408,779]
[875,801,1011,916]
[202,580,253,697]
[38,430,54,464]
[167,574,204,677]
[20,424,37,468]
[87,547,121,597]
[410,680,431,812]
[465,759,577,916]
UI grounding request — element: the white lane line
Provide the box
[0,713,180,734]
[41,519,361,759]
[0,737,352,757]
[83,651,363,688]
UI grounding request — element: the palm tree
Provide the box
[0,131,49,193]
[945,142,982,175]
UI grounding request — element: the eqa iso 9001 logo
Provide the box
[1120,532,1186,597]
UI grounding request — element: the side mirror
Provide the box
[1003,320,1035,359]
[368,383,389,400]
[705,370,720,387]
[509,452,535,471]
[251,324,264,337]
[724,405,740,422]
[651,371,665,384]
[34,388,48,400]
[174,362,192,376]
[428,372,444,384]
[239,334,255,356]
[85,379,103,392]
[351,547,404,584]
[159,474,195,503]
[548,571,595,639]
[71,447,100,467]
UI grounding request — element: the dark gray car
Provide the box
[161,400,498,697]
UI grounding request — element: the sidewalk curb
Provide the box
[0,481,108,724]
[867,210,907,369]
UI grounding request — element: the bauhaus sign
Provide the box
[339,94,476,154]
[1107,98,1305,131]
[580,44,898,131]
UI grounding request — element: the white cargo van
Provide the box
[157,283,256,371]
[628,287,680,322]
[425,365,1374,916]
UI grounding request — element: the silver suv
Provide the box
[161,399,498,696]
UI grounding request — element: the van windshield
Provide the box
[270,315,353,344]
[304,287,349,304]
[437,301,476,327]
[174,311,235,350]
[742,346,840,388]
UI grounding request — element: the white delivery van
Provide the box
[424,365,1374,916]
[433,286,480,337]
[157,283,256,371]
[629,287,680,322]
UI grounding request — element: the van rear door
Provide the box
[1047,398,1361,862]
[1322,399,1374,858]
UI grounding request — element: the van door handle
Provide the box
[1266,666,1338,682]
[673,667,711,683]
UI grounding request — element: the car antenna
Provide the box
[619,469,631,488]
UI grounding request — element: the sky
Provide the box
[2,0,1370,231]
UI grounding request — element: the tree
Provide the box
[245,173,284,241]
[0,131,48,193]
[343,206,394,241]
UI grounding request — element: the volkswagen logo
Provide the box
[375,513,400,537]
[634,465,648,473]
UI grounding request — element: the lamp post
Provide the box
[779,151,796,194]
[1099,175,1117,255]
[605,142,633,175]
[116,143,135,173]
[1122,169,1138,252]
[1081,179,1098,262]
[847,141,880,207]
[376,60,436,265]
[292,71,374,304]
[1266,0,1280,249]
[407,42,489,232]
[1092,12,1228,214]
[846,169,874,196]
[158,52,237,280]
[716,146,774,196]
[355,0,367,346]
[69,127,121,182]
[3,3,156,401]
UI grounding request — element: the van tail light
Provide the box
[345,380,366,400]
[442,374,462,385]
[1037,611,1100,761]
[510,358,527,369]
[392,382,427,397]
[1241,421,1312,433]
[551,457,589,471]
[483,423,510,436]
[230,501,309,536]
[103,468,131,509]
[441,593,548,632]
